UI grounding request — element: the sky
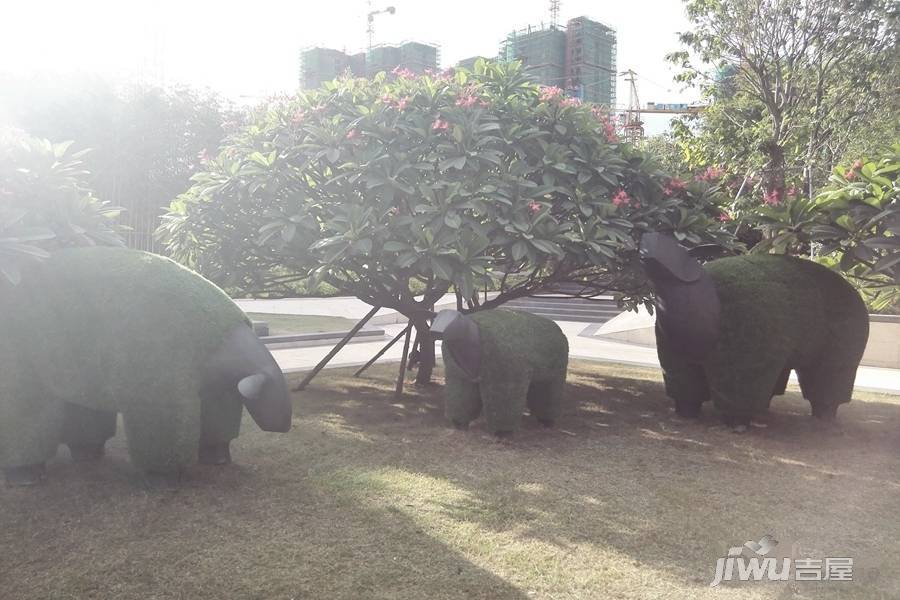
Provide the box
[0,0,699,134]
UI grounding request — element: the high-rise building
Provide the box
[398,42,440,74]
[299,41,440,90]
[456,56,490,71]
[498,16,616,108]
[499,24,567,90]
[565,17,616,107]
[299,47,359,91]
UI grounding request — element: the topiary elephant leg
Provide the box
[527,377,564,427]
[657,333,709,418]
[661,362,709,418]
[121,389,201,477]
[1,394,63,486]
[444,372,482,430]
[480,376,530,436]
[61,403,117,461]
[796,364,857,420]
[771,366,791,397]
[709,365,783,429]
[198,393,243,465]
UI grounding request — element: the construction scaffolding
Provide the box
[499,24,567,89]
[299,47,363,90]
[565,16,616,107]
[299,41,440,89]
[499,16,616,107]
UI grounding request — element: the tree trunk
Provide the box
[413,319,436,385]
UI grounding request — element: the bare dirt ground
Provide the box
[1,361,898,599]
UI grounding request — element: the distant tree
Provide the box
[668,0,898,202]
[0,74,240,251]
[159,61,735,383]
[754,144,899,311]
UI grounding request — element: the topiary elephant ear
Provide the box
[639,233,704,283]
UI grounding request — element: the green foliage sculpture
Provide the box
[0,247,292,486]
[431,309,568,436]
[641,234,869,429]
[158,60,733,384]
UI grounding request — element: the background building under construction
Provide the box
[500,16,617,108]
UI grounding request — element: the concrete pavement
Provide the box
[239,297,900,395]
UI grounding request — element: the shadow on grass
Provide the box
[2,360,898,599]
[292,361,900,598]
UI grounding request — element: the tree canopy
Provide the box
[159,60,735,381]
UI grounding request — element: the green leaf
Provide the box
[439,156,467,171]
[383,241,409,252]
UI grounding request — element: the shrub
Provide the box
[0,129,124,285]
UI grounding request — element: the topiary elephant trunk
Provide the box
[640,233,869,428]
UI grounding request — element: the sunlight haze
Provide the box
[1,1,696,132]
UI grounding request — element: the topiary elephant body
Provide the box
[431,309,568,435]
[0,247,292,485]
[640,233,869,427]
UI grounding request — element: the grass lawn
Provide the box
[245,312,358,336]
[1,360,899,599]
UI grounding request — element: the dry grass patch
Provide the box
[1,361,899,599]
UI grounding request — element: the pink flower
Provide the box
[391,66,416,79]
[852,159,864,170]
[197,148,211,165]
[591,107,618,142]
[346,128,360,140]
[763,189,782,205]
[718,212,732,222]
[612,189,631,207]
[381,93,394,104]
[846,170,858,181]
[431,118,450,131]
[478,99,490,108]
[396,96,410,111]
[291,109,305,125]
[786,185,799,198]
[539,86,564,102]
[663,177,687,197]
[560,97,581,107]
[527,200,541,215]
[696,166,724,182]
[455,95,478,108]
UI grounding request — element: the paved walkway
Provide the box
[240,297,900,395]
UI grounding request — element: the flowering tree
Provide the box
[0,130,124,285]
[159,60,733,383]
[753,145,899,311]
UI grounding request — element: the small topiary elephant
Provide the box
[0,247,292,486]
[640,233,869,429]
[430,308,569,436]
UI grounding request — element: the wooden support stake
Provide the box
[293,305,381,391]
[354,322,411,377]
[394,322,413,398]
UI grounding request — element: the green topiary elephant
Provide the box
[0,247,292,486]
[640,233,870,429]
[430,308,569,436]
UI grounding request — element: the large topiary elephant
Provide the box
[430,308,569,436]
[639,233,869,429]
[0,247,292,486]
